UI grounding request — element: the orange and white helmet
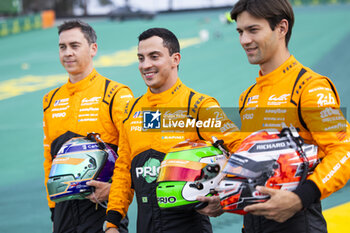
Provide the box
[217,126,319,215]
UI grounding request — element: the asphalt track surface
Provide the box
[0,4,350,233]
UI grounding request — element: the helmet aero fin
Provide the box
[218,126,319,215]
[47,133,118,203]
[156,139,228,210]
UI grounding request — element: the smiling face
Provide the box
[236,11,280,65]
[59,27,97,82]
[236,11,290,75]
[137,36,180,94]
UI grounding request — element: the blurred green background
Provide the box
[1,3,350,233]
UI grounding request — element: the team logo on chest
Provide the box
[78,97,101,122]
[54,98,69,106]
[247,95,259,105]
[81,97,101,106]
[267,94,290,106]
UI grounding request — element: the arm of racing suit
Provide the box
[197,98,241,152]
[293,78,350,209]
[43,95,55,221]
[85,87,134,204]
[106,119,134,228]
[110,87,133,132]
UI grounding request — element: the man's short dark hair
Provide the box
[58,20,97,44]
[231,0,294,47]
[138,28,180,55]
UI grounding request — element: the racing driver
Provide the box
[43,20,132,233]
[198,1,350,233]
[104,28,241,233]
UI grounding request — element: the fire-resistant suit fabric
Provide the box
[43,69,133,233]
[238,55,350,233]
[106,78,241,233]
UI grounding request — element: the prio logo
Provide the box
[135,158,161,183]
[143,110,161,129]
[157,196,177,204]
[243,113,254,120]
[52,112,66,118]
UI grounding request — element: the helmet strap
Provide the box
[280,127,310,186]
[91,191,108,209]
[212,136,230,158]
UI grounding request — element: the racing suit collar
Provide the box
[256,56,300,88]
[66,69,99,95]
[144,78,184,106]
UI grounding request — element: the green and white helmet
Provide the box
[156,139,228,210]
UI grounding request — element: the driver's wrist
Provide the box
[103,221,118,232]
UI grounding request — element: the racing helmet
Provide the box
[156,139,228,210]
[47,133,118,203]
[217,126,319,215]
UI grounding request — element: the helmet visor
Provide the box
[49,154,96,178]
[222,161,261,178]
[157,159,207,182]
[223,155,273,179]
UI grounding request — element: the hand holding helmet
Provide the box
[85,180,111,203]
[156,139,229,210]
[217,126,319,215]
[243,185,303,222]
